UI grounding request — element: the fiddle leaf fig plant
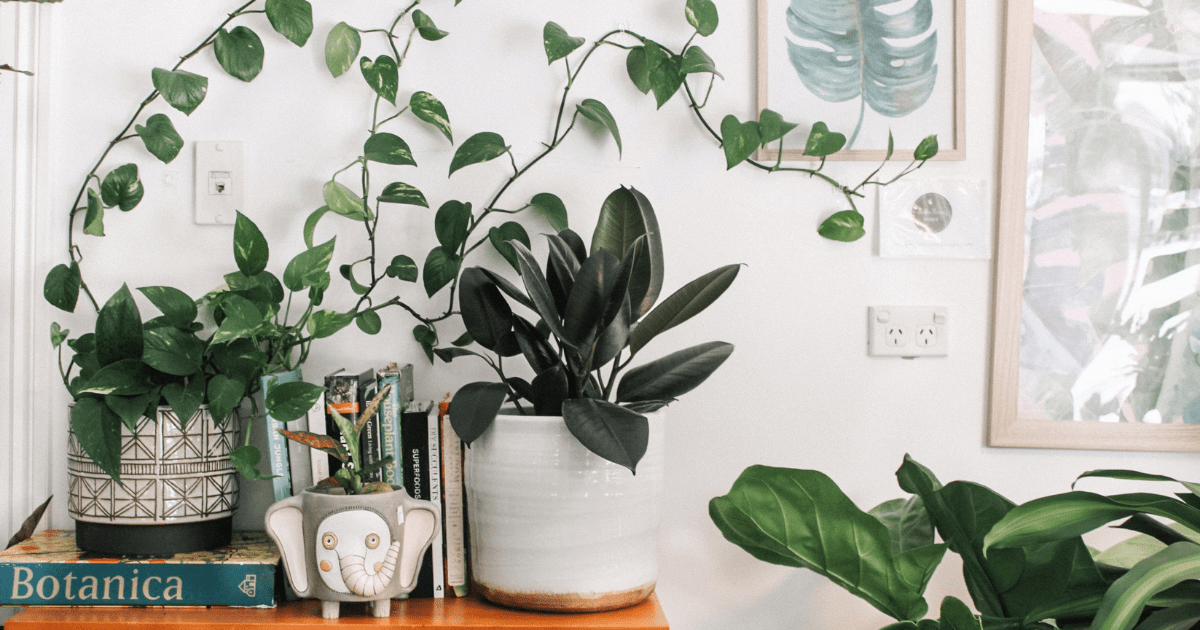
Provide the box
[441,186,740,474]
[712,456,1200,630]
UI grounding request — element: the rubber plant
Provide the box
[711,456,1200,630]
[440,185,740,474]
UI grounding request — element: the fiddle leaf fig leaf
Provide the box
[914,135,939,161]
[449,132,509,176]
[530,192,568,231]
[562,398,649,474]
[818,209,866,242]
[265,0,313,47]
[323,180,371,221]
[803,121,847,157]
[685,0,719,36]
[151,68,207,115]
[325,22,361,77]
[488,222,531,272]
[412,10,448,41]
[214,26,265,83]
[360,55,399,105]
[96,284,143,368]
[100,164,143,211]
[758,109,797,147]
[626,46,651,94]
[364,132,416,166]
[543,22,584,64]
[423,246,461,297]
[385,255,418,282]
[720,115,760,169]
[410,91,452,143]
[137,286,197,329]
[577,99,622,157]
[379,182,428,207]
[233,211,269,276]
[283,237,336,291]
[83,189,105,236]
[680,45,721,77]
[135,113,185,163]
[44,262,82,313]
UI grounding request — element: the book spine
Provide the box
[260,370,302,502]
[307,392,329,483]
[400,403,434,598]
[427,408,445,598]
[286,404,313,495]
[323,373,362,478]
[377,372,402,486]
[358,373,381,483]
[439,401,468,597]
[0,562,276,607]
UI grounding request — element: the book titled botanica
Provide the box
[0,530,279,607]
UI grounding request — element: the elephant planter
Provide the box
[264,486,439,618]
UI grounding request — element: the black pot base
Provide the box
[75,517,233,556]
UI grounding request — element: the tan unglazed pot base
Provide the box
[474,582,656,613]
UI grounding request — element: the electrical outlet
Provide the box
[868,306,948,358]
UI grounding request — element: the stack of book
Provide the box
[260,362,468,599]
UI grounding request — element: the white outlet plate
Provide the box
[194,141,245,225]
[868,306,949,358]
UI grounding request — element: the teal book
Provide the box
[261,369,303,501]
[0,530,280,608]
[376,363,414,486]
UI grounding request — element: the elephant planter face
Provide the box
[264,486,439,618]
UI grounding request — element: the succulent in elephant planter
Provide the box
[438,185,740,611]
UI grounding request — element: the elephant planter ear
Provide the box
[265,496,311,596]
[398,506,437,589]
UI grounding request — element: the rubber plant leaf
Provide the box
[265,0,313,47]
[616,341,733,404]
[785,0,938,147]
[510,241,569,344]
[562,398,648,474]
[710,465,934,622]
[591,186,663,318]
[458,268,514,352]
[447,381,510,444]
[1093,542,1200,630]
[630,264,740,355]
[214,26,264,83]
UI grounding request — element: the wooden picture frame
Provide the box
[988,0,1200,452]
[755,0,965,162]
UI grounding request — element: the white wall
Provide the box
[5,1,1198,628]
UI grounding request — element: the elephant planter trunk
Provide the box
[265,486,439,618]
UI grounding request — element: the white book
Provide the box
[306,392,330,484]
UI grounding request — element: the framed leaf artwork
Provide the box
[756,0,965,161]
[989,0,1200,451]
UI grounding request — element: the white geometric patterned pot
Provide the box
[67,405,240,555]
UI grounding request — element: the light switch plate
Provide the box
[868,306,949,358]
[194,141,245,225]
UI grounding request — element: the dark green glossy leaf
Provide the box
[616,341,732,403]
[412,10,448,41]
[711,465,935,621]
[685,0,719,36]
[870,495,934,555]
[72,397,123,482]
[630,264,739,354]
[106,391,156,432]
[161,377,204,428]
[364,132,416,166]
[83,189,104,236]
[1075,469,1200,499]
[914,135,939,161]
[721,115,761,169]
[804,121,847,157]
[233,211,269,276]
[434,200,471,250]
[561,249,621,350]
[385,254,418,282]
[224,270,285,305]
[413,324,438,364]
[379,182,427,207]
[337,262,370,295]
[487,221,530,271]
[459,267,514,352]
[356,310,382,335]
[306,309,353,339]
[76,359,154,396]
[758,109,797,147]
[510,242,568,343]
[626,46,651,94]
[323,180,370,221]
[447,381,509,444]
[477,268,535,312]
[562,399,648,474]
[592,186,663,318]
[422,246,461,297]
[209,293,266,345]
[449,132,509,176]
[96,284,143,367]
[939,597,982,630]
[135,113,184,163]
[231,445,274,480]
[265,380,323,423]
[680,45,721,77]
[142,326,205,375]
[577,98,621,157]
[818,210,866,242]
[543,21,584,64]
[360,54,398,105]
[151,68,207,115]
[210,338,266,384]
[44,262,81,312]
[265,0,312,46]
[100,164,143,211]
[325,22,360,77]
[214,26,264,82]
[410,91,452,142]
[530,192,568,231]
[644,41,684,109]
[137,286,196,329]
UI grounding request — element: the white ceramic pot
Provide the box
[464,409,664,612]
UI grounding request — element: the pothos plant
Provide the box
[441,186,740,474]
[711,456,1200,630]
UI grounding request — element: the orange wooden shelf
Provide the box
[6,594,668,630]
